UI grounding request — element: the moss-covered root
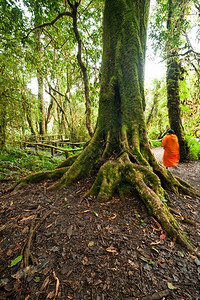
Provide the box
[48,135,105,190]
[55,154,79,169]
[156,166,200,198]
[174,175,200,196]
[4,167,69,194]
[148,150,200,198]
[87,160,198,254]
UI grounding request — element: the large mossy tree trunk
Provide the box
[9,0,199,253]
[48,0,199,251]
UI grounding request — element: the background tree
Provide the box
[149,0,200,158]
[166,0,190,161]
[0,0,32,149]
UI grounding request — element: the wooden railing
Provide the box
[11,135,86,158]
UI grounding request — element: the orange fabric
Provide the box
[162,134,179,167]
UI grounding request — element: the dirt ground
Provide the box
[0,148,200,300]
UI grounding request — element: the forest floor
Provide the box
[0,148,200,300]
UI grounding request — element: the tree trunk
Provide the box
[37,70,46,135]
[46,0,198,251]
[69,0,93,137]
[166,57,189,161]
[166,0,190,161]
[0,95,7,151]
[34,1,46,136]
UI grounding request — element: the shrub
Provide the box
[186,136,200,161]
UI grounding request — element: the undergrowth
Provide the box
[0,147,65,180]
[150,139,162,148]
[186,136,200,160]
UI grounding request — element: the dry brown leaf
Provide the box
[170,234,177,248]
[77,210,90,214]
[88,241,95,247]
[108,213,117,220]
[40,276,50,291]
[186,203,195,212]
[93,279,102,285]
[150,241,161,246]
[66,270,73,277]
[19,215,36,223]
[47,291,55,299]
[25,296,30,300]
[67,226,73,239]
[6,249,12,256]
[82,256,89,265]
[106,246,118,253]
[151,217,163,234]
[128,271,134,276]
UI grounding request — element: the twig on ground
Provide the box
[21,210,53,267]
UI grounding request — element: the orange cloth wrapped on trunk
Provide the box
[162,134,179,167]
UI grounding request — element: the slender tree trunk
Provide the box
[0,96,7,151]
[37,69,46,135]
[166,0,189,161]
[68,0,93,137]
[166,57,189,160]
[34,1,46,136]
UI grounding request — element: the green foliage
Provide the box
[145,79,168,140]
[185,136,200,160]
[0,146,64,180]
[150,140,162,148]
[8,255,22,268]
[0,0,103,145]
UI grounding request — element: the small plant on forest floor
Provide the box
[186,136,200,160]
[0,146,64,180]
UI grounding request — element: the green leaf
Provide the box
[140,219,146,226]
[33,276,40,283]
[0,278,8,284]
[0,225,6,231]
[139,256,149,263]
[167,282,177,290]
[8,255,22,268]
[160,197,167,203]
[148,260,154,265]
[152,247,159,253]
[93,211,98,216]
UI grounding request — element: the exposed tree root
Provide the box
[3,167,69,194]
[83,151,199,254]
[4,136,200,255]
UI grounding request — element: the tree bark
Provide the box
[34,1,46,136]
[166,0,190,161]
[0,95,7,151]
[69,0,93,137]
